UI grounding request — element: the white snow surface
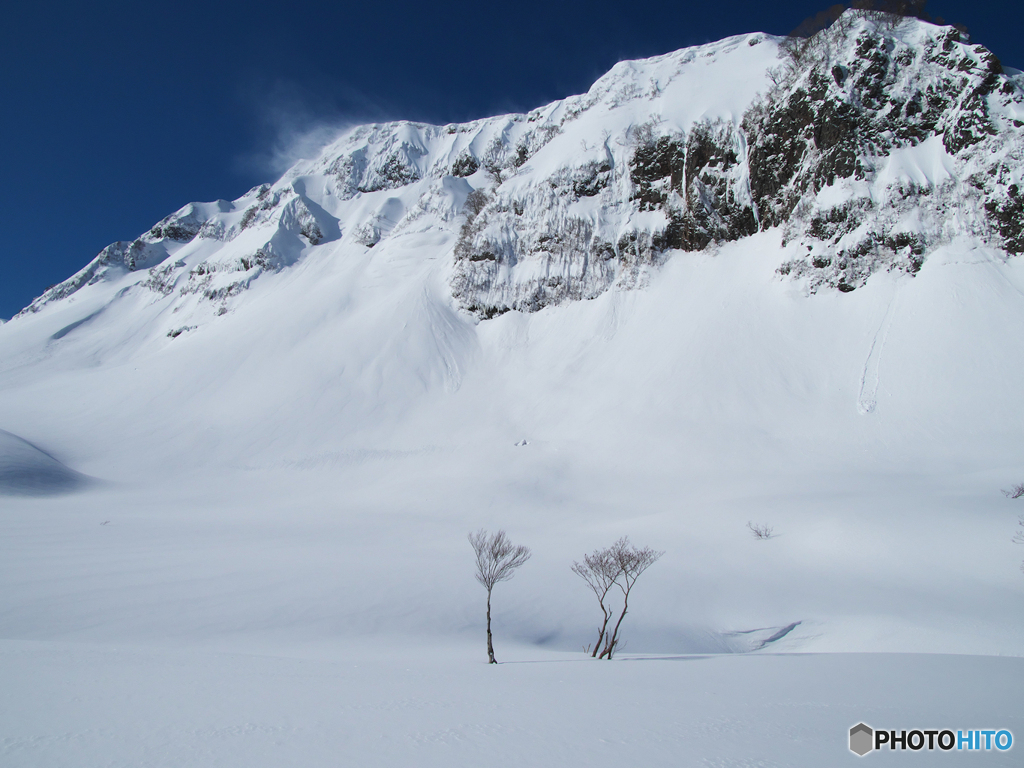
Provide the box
[2,15,1024,767]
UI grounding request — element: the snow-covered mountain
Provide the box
[6,15,1024,765]
[2,16,1024,763]
[13,12,1024,328]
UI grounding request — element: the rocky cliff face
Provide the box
[747,16,1024,291]
[449,12,1024,309]
[16,11,1024,324]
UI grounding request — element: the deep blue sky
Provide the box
[0,0,1018,319]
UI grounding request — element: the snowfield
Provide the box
[2,12,1024,766]
[4,639,1021,767]
[3,233,1023,764]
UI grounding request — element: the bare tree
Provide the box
[748,521,776,540]
[482,137,505,184]
[787,3,847,38]
[463,189,490,217]
[599,537,664,660]
[572,546,622,657]
[779,35,813,68]
[468,529,531,664]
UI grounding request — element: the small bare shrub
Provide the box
[748,522,776,540]
[1002,483,1024,499]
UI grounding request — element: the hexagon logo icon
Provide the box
[850,723,874,756]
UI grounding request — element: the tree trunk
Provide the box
[486,589,496,663]
[601,596,629,660]
[591,604,611,658]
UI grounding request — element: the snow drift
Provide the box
[0,429,92,495]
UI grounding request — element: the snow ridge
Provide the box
[11,12,1024,330]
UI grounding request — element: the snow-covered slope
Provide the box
[1,8,1023,641]
[1,14,1024,765]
